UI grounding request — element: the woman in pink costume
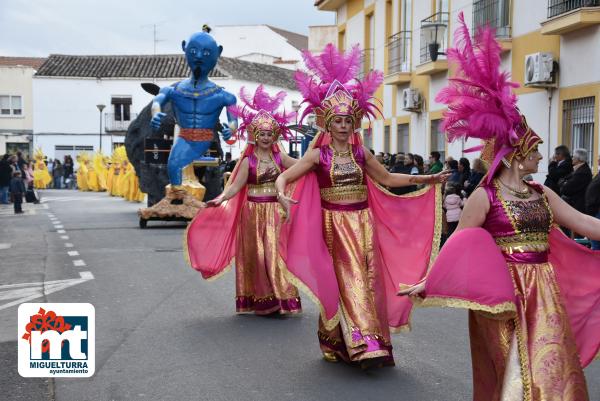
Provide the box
[274,44,449,368]
[400,13,600,400]
[186,85,301,316]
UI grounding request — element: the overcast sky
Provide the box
[0,0,335,57]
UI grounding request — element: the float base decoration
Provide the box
[137,160,217,228]
[138,185,205,228]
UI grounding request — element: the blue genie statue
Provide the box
[150,31,237,189]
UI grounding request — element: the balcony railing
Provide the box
[105,113,138,132]
[473,0,511,38]
[360,48,375,79]
[420,12,449,64]
[387,31,412,74]
[548,0,600,18]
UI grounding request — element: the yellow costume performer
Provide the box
[92,152,108,191]
[76,152,89,191]
[33,148,52,189]
[122,162,145,202]
[86,158,100,192]
[108,147,127,196]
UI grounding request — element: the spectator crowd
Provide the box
[2,145,600,249]
[371,146,600,248]
[0,151,77,214]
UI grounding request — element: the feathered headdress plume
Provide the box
[34,147,45,161]
[294,43,383,131]
[435,12,542,181]
[111,146,128,164]
[227,85,296,142]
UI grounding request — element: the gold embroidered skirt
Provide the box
[317,206,393,364]
[235,200,301,315]
[469,262,589,401]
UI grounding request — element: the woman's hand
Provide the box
[397,281,426,297]
[277,193,298,223]
[206,195,226,207]
[433,170,452,184]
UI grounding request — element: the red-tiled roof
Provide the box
[0,57,47,69]
[35,54,297,90]
[267,26,308,51]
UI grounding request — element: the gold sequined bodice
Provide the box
[319,146,367,203]
[485,182,553,254]
[247,155,281,198]
[256,158,280,184]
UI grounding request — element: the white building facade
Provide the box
[316,0,600,180]
[210,25,308,70]
[33,54,302,162]
[0,57,46,157]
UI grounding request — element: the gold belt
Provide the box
[320,184,367,202]
[179,128,214,142]
[495,232,549,254]
[247,182,277,197]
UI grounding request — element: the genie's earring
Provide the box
[518,163,525,170]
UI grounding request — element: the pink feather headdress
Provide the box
[435,12,542,182]
[294,43,383,133]
[228,85,296,144]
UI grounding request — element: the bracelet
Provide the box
[421,175,435,184]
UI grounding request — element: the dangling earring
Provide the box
[518,163,524,170]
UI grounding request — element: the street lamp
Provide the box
[96,104,105,152]
[422,20,447,62]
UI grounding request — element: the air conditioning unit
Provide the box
[524,52,557,87]
[402,88,422,112]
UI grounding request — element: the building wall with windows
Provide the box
[32,54,302,162]
[0,64,38,156]
[315,0,600,178]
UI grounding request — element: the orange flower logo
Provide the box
[22,308,72,353]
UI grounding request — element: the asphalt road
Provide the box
[1,189,598,401]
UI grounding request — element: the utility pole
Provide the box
[141,22,166,81]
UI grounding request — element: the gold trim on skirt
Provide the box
[469,262,589,401]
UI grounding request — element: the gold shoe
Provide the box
[322,352,339,363]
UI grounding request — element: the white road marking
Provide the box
[0,208,37,216]
[65,243,74,248]
[57,229,66,234]
[54,225,64,229]
[73,259,86,267]
[42,196,121,202]
[67,251,80,257]
[60,235,69,240]
[0,271,94,311]
[0,243,11,250]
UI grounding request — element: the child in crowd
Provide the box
[9,171,26,214]
[443,183,464,237]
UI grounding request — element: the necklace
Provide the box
[256,152,272,163]
[331,144,351,157]
[498,179,531,199]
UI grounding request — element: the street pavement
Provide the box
[1,189,598,401]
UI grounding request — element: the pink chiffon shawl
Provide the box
[278,169,442,331]
[549,227,600,367]
[420,226,600,367]
[185,144,282,280]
